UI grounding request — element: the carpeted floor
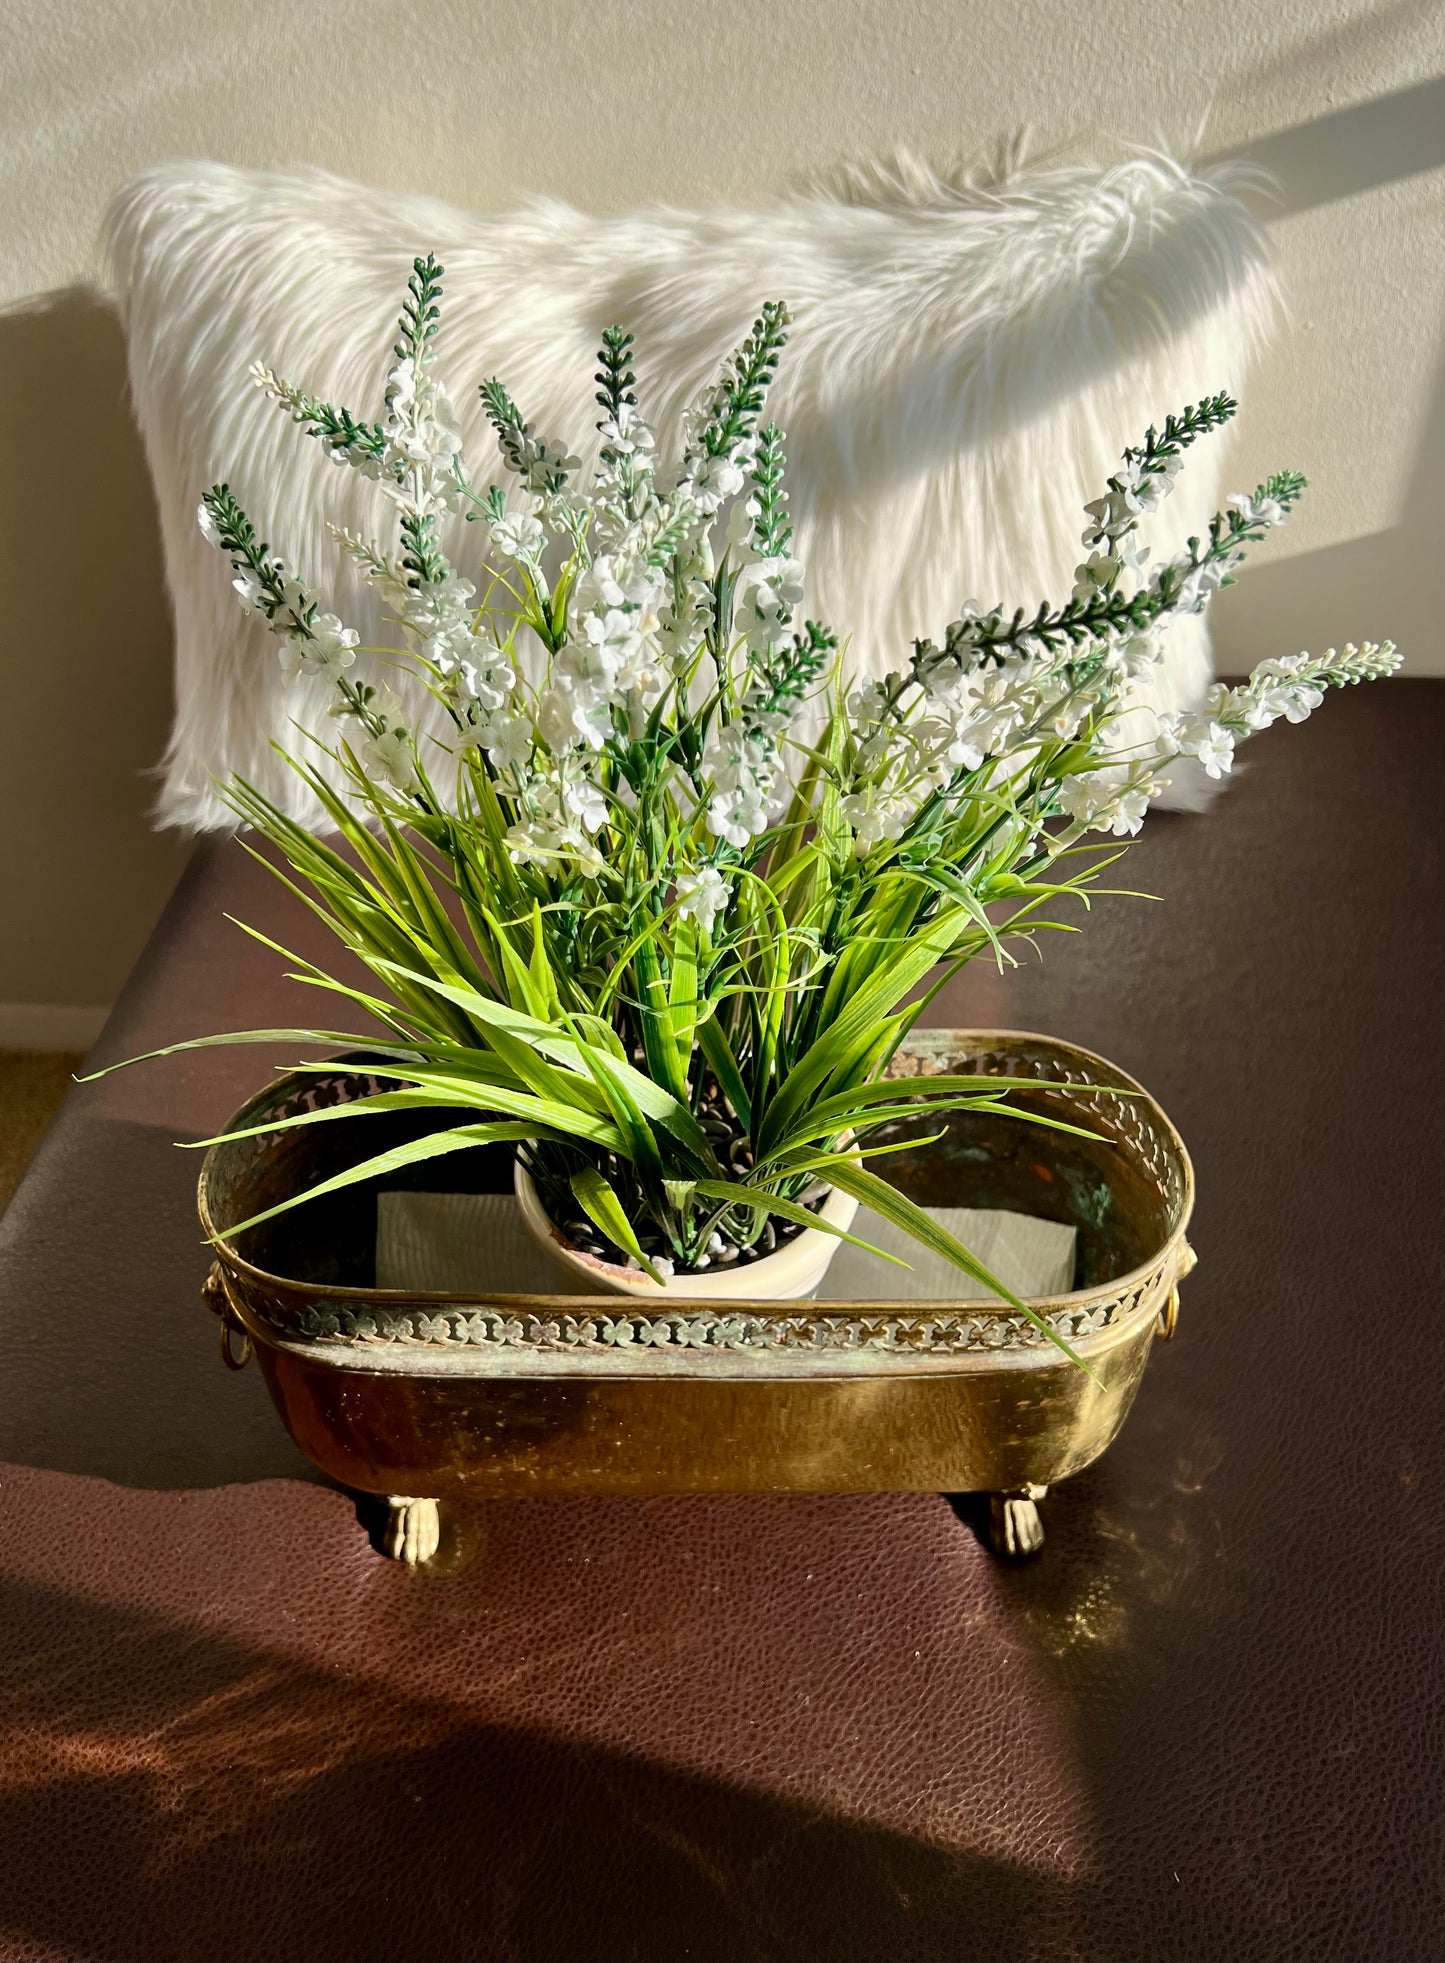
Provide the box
[0,1052,82,1216]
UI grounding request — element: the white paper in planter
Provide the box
[813,1204,1076,1303]
[375,1191,1075,1302]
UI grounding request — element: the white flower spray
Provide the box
[202,284,1400,909]
[188,258,1400,1286]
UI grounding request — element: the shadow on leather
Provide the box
[0,1117,319,1489]
[0,1570,1278,1963]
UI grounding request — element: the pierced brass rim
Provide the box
[197,1033,1196,1363]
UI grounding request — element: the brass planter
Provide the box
[199,1030,1194,1562]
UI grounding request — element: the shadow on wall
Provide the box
[0,286,187,1013]
[1212,324,1445,668]
[1203,71,1445,221]
[1206,72,1445,672]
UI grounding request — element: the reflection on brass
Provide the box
[198,1031,1195,1512]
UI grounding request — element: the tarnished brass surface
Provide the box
[199,1031,1195,1497]
[237,1294,1158,1497]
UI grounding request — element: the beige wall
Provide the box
[2,0,1442,1029]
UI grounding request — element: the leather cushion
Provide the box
[0,681,1440,1961]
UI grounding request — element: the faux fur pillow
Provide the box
[104,155,1278,831]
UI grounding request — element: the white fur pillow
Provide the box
[103,156,1278,831]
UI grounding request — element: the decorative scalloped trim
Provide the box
[241,1278,1162,1355]
[210,1039,1187,1359]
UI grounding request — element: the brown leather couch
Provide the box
[1,682,1440,1961]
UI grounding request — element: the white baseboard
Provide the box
[0,1001,111,1052]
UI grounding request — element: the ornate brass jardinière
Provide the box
[199,1030,1194,1554]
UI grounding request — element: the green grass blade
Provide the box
[252,1057,628,1153]
[757,906,972,1158]
[631,934,691,1104]
[373,959,715,1166]
[690,1178,908,1264]
[527,900,561,1017]
[698,1010,751,1131]
[183,1086,501,1148]
[560,1020,667,1185]
[472,898,548,1018]
[668,918,699,1086]
[214,1121,549,1239]
[569,1166,667,1285]
[804,1156,1088,1368]
[221,915,421,1039]
[76,1029,402,1082]
[797,1074,1129,1131]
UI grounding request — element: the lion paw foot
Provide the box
[382,1496,440,1564]
[987,1485,1047,1558]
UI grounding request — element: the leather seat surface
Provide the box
[1,684,1440,1962]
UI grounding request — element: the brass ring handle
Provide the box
[220,1316,253,1370]
[1155,1239,1194,1341]
[205,1260,253,1369]
[1155,1285,1180,1341]
[202,1263,227,1318]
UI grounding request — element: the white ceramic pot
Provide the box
[513,1160,859,1300]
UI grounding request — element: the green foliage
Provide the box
[200,484,313,635]
[141,264,1399,1364]
[595,326,637,422]
[394,254,445,367]
[749,423,792,556]
[697,300,790,456]
[400,509,447,591]
[479,377,528,471]
[95,742,1100,1339]
[764,620,835,714]
[1120,391,1237,476]
[270,389,390,464]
